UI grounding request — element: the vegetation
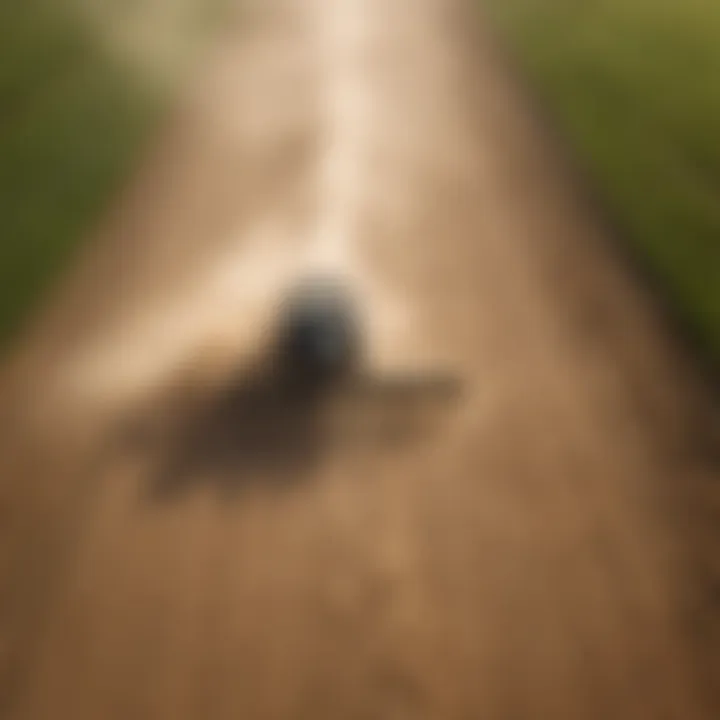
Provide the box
[485,0,720,361]
[0,1,168,348]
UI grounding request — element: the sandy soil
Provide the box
[0,0,718,718]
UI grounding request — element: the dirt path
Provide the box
[0,0,718,718]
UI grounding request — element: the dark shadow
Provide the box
[141,364,330,502]
[115,360,463,505]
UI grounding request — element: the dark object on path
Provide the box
[272,275,364,396]
[123,274,463,501]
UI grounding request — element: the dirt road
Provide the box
[0,0,718,717]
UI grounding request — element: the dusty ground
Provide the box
[0,0,718,718]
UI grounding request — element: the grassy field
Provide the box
[0,1,164,348]
[0,0,232,351]
[484,0,720,363]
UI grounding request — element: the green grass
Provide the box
[0,1,163,348]
[484,0,720,362]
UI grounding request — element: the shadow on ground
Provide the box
[137,367,329,501]
[112,360,464,504]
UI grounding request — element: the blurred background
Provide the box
[1,0,718,366]
[487,0,720,365]
[0,0,231,350]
